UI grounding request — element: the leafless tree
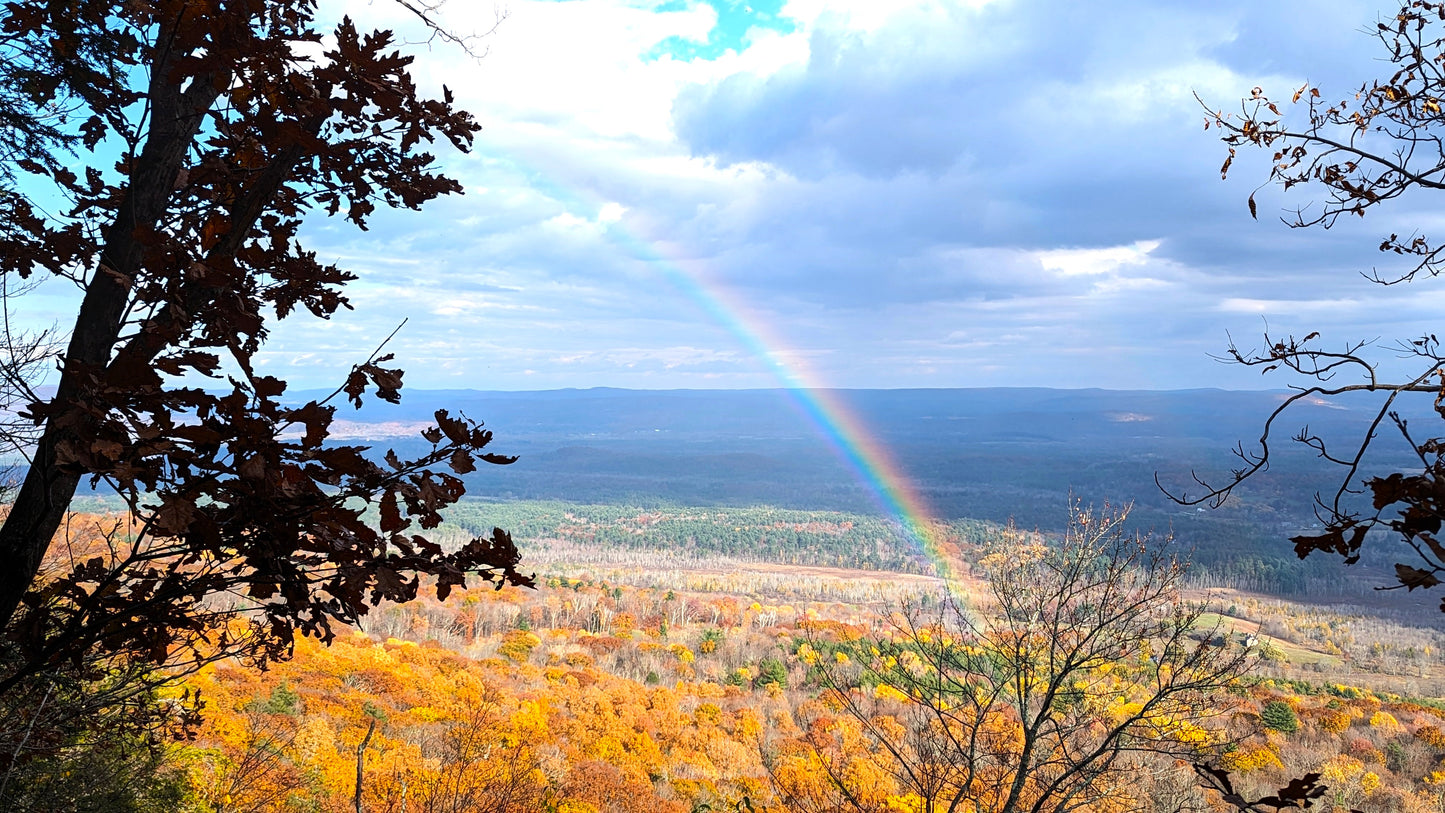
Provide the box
[0,275,56,504]
[804,506,1245,813]
[1167,1,1445,613]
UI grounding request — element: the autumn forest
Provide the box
[12,1,1445,813]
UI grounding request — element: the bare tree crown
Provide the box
[1171,1,1445,613]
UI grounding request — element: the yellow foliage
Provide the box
[165,552,1262,813]
[1111,701,1144,723]
[843,754,898,807]
[887,793,926,812]
[1369,710,1400,731]
[293,717,335,763]
[695,703,723,726]
[1320,754,1366,789]
[499,629,542,662]
[874,683,909,703]
[690,681,726,699]
[1148,717,1215,748]
[1319,710,1352,734]
[736,708,763,740]
[819,688,849,712]
[1221,746,1284,773]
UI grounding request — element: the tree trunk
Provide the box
[354,717,377,813]
[0,44,222,628]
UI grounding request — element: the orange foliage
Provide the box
[166,571,1445,813]
[1417,724,1445,749]
[1319,709,1353,734]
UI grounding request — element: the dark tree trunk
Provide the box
[0,35,222,628]
[354,717,377,813]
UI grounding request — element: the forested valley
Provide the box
[12,498,1445,811]
[13,0,1445,811]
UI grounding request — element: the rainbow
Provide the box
[487,156,957,583]
[612,230,957,584]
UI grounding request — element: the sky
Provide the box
[31,0,1445,392]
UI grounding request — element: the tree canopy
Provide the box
[0,0,531,689]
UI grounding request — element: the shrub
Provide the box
[499,629,542,662]
[1256,641,1288,663]
[699,628,724,655]
[1369,710,1401,732]
[1320,709,1353,734]
[756,658,787,689]
[1348,737,1384,764]
[1416,724,1445,749]
[1261,700,1299,734]
[1221,746,1284,773]
[695,703,722,725]
[1385,740,1408,771]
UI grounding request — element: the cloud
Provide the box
[1036,241,1161,278]
[242,0,1427,392]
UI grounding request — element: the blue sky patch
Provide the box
[645,0,796,62]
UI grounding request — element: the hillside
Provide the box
[303,386,1420,523]
[272,387,1432,604]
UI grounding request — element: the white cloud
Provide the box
[232,0,1426,391]
[782,0,1003,35]
[598,202,627,223]
[1036,240,1161,277]
[1217,297,1360,314]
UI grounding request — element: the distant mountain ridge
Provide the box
[293,386,1423,526]
[294,386,1303,443]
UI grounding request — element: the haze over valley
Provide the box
[261,385,1431,604]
